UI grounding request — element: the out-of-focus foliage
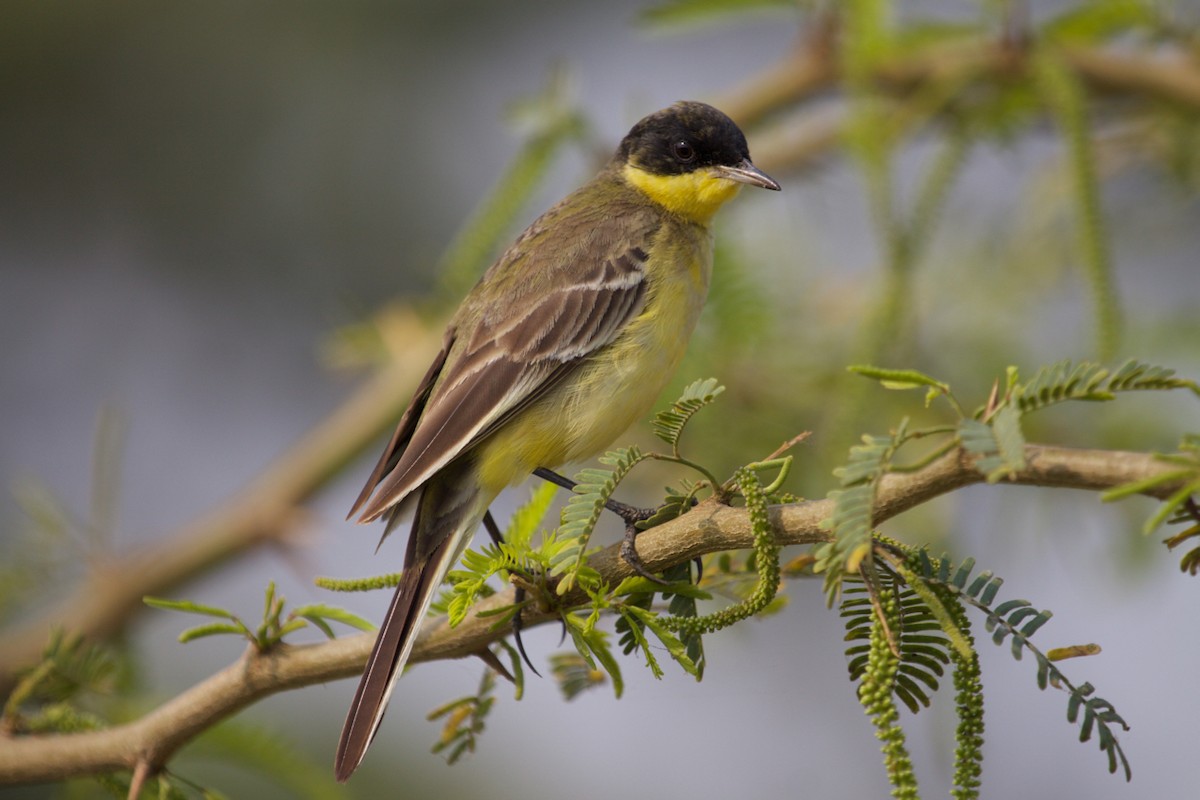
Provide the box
[3,0,1199,797]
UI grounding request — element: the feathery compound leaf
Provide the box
[504,481,559,551]
[549,652,606,701]
[958,407,1026,483]
[844,546,979,744]
[1164,514,1200,576]
[815,422,910,604]
[427,670,497,764]
[635,481,699,531]
[3,633,121,717]
[144,596,256,644]
[614,560,707,679]
[619,604,700,680]
[913,548,1131,781]
[446,544,514,627]
[565,613,623,698]
[1013,359,1199,414]
[990,405,1027,475]
[1013,360,1111,410]
[651,379,725,452]
[551,447,646,595]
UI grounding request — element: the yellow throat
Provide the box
[622,163,743,225]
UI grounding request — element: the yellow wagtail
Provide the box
[336,100,779,780]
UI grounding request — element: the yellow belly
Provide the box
[475,226,711,491]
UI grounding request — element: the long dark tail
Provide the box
[335,475,481,782]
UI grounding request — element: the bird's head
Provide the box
[617,101,780,224]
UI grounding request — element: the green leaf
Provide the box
[624,604,700,678]
[1138,482,1200,536]
[1099,469,1195,502]
[552,447,645,594]
[565,615,623,699]
[816,423,909,603]
[896,565,973,661]
[919,548,1133,782]
[959,411,1025,483]
[651,378,725,451]
[549,652,606,701]
[178,622,250,644]
[847,364,950,393]
[427,671,497,764]
[292,604,375,635]
[1047,643,1102,662]
[617,607,663,679]
[613,575,709,600]
[144,596,236,619]
[504,481,558,550]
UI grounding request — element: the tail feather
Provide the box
[335,474,484,782]
[334,542,446,781]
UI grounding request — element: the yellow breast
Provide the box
[476,221,712,491]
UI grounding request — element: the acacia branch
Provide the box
[0,443,1185,786]
[0,327,441,692]
[716,27,1200,173]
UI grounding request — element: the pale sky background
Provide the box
[2,2,1198,798]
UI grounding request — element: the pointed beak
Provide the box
[713,159,781,191]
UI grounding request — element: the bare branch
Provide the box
[0,328,441,691]
[0,443,1184,786]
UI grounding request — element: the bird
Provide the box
[335,100,780,781]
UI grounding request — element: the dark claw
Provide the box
[534,467,677,585]
[484,510,541,678]
[511,585,541,678]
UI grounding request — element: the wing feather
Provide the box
[353,226,653,523]
[347,330,455,521]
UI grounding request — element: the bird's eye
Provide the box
[672,140,696,163]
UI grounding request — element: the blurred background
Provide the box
[2,1,1199,798]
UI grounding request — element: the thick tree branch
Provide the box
[1,443,1185,786]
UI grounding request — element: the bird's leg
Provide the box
[483,510,540,677]
[532,467,670,586]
